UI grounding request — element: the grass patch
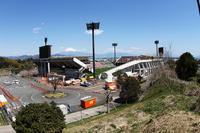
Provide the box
[140,98,166,115]
[142,77,183,101]
[63,68,197,133]
[0,113,6,126]
[64,103,135,130]
[45,92,66,99]
[173,95,193,111]
[88,67,114,76]
[139,93,192,116]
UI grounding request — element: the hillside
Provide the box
[0,57,36,74]
[63,67,200,133]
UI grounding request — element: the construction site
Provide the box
[0,39,164,125]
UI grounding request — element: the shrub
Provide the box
[166,59,176,70]
[119,77,141,103]
[175,52,198,81]
[12,102,65,133]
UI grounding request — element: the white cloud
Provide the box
[32,27,42,34]
[85,30,104,35]
[64,47,88,53]
[65,48,78,52]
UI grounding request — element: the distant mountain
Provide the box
[6,55,38,60]
[56,51,135,58]
[4,52,139,60]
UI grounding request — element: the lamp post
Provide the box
[112,43,118,65]
[154,40,159,56]
[86,22,100,79]
[197,0,200,15]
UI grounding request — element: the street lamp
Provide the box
[154,40,159,56]
[112,43,118,65]
[86,22,100,79]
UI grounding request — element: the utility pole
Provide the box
[106,89,111,113]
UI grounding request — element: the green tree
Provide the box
[12,102,65,133]
[175,52,198,81]
[119,77,141,103]
[116,72,127,89]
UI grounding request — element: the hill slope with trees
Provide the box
[0,57,36,74]
[63,60,200,133]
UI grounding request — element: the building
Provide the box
[34,56,90,79]
[34,42,91,79]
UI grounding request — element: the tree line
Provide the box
[0,57,36,73]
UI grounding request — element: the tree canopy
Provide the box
[12,102,65,133]
[119,76,141,103]
[175,52,198,81]
[0,57,36,74]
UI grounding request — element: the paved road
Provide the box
[0,125,15,133]
[65,96,120,124]
[0,76,107,108]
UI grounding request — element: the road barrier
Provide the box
[0,86,21,101]
[29,83,51,93]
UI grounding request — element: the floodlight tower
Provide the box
[86,22,100,79]
[44,37,48,46]
[197,0,200,14]
[154,40,159,56]
[112,43,118,64]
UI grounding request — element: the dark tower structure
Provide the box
[159,47,164,57]
[39,37,52,76]
[39,37,51,59]
[154,40,159,56]
[112,43,118,65]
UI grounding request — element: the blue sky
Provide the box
[0,0,200,57]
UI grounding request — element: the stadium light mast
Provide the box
[197,0,200,15]
[154,40,159,56]
[86,22,100,79]
[44,37,48,46]
[112,43,118,65]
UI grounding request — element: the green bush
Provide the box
[119,77,141,103]
[12,102,65,133]
[175,52,198,81]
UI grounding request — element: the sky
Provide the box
[0,0,200,57]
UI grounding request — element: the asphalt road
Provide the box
[0,76,107,112]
